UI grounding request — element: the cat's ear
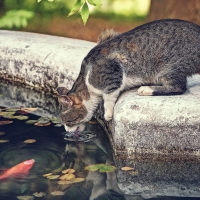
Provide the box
[57,87,69,95]
[97,29,120,44]
[58,95,73,107]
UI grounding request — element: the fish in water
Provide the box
[0,159,35,180]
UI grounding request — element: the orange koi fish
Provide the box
[0,159,35,180]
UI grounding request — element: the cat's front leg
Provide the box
[103,93,118,121]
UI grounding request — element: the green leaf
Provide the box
[25,120,38,124]
[87,0,96,6]
[68,0,84,17]
[37,0,42,2]
[80,2,90,25]
[85,165,99,172]
[85,164,115,173]
[14,115,29,120]
[87,0,101,7]
[37,117,50,124]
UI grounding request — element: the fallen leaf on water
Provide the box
[0,120,13,125]
[59,173,75,180]
[33,192,46,197]
[0,132,5,135]
[43,173,53,177]
[121,166,135,171]
[85,164,116,173]
[24,139,36,144]
[17,195,34,200]
[37,117,50,124]
[62,168,75,174]
[14,115,29,120]
[46,175,60,179]
[0,140,9,143]
[70,177,85,183]
[50,191,65,196]
[5,108,19,112]
[58,178,85,185]
[0,111,15,117]
[25,120,38,124]
[34,122,51,126]
[57,180,71,185]
[21,108,38,113]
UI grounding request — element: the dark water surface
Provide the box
[0,82,200,200]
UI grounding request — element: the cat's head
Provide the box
[57,87,87,133]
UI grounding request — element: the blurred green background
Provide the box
[0,0,150,41]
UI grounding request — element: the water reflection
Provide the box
[0,106,127,200]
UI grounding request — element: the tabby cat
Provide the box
[57,19,200,133]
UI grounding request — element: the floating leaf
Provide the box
[33,192,46,197]
[70,177,85,183]
[21,108,38,113]
[14,115,29,120]
[62,168,75,174]
[34,122,51,126]
[16,195,34,200]
[37,117,50,124]
[0,132,5,135]
[85,164,115,173]
[0,111,15,117]
[46,175,60,179]
[25,120,38,124]
[43,173,53,177]
[0,120,13,125]
[50,191,65,196]
[60,173,75,180]
[121,166,135,171]
[50,117,61,124]
[0,140,9,143]
[24,139,36,144]
[57,180,71,185]
[84,165,99,172]
[58,178,85,185]
[5,108,19,112]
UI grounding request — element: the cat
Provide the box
[57,19,200,133]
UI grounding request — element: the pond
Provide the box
[0,81,200,200]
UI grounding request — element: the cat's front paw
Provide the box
[104,112,113,121]
[138,86,154,96]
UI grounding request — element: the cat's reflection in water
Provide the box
[61,140,126,200]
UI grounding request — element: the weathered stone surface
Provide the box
[113,74,200,157]
[0,30,95,93]
[113,74,200,197]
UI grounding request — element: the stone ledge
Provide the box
[0,30,95,93]
[113,74,200,157]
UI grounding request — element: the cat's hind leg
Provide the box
[138,73,187,96]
